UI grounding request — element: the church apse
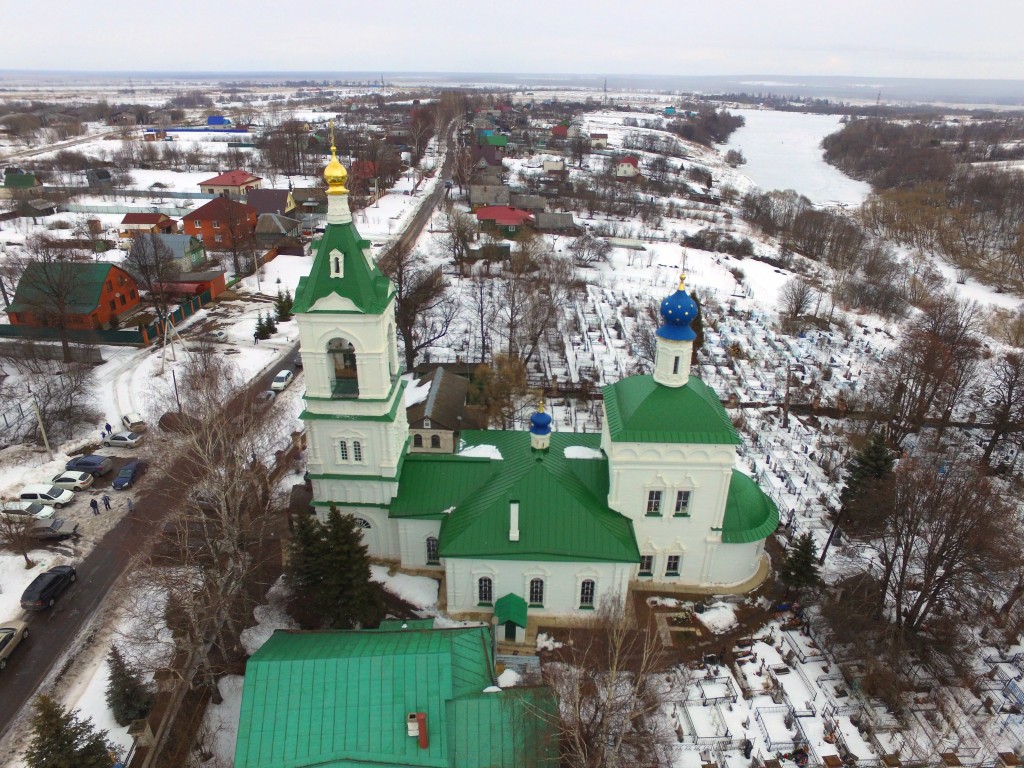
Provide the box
[328,336,359,398]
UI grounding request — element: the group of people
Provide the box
[100,422,114,440]
[88,494,135,515]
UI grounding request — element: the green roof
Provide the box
[434,432,639,563]
[446,688,558,768]
[3,172,37,189]
[293,214,394,315]
[482,135,508,147]
[494,593,528,628]
[9,261,121,315]
[603,375,741,445]
[234,627,557,768]
[390,455,500,520]
[722,469,779,544]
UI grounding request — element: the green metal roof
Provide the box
[435,432,639,563]
[494,593,528,628]
[446,688,558,768]
[390,455,500,520]
[602,375,741,445]
[379,618,436,631]
[234,626,497,768]
[293,216,394,315]
[9,261,122,315]
[3,172,37,189]
[721,469,779,544]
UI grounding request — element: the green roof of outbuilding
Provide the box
[447,688,558,768]
[435,432,638,563]
[722,469,779,544]
[9,261,122,315]
[234,627,498,768]
[3,172,37,189]
[603,375,741,445]
[390,455,500,520]
[494,593,528,628]
[292,216,394,315]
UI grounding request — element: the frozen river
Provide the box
[724,109,872,207]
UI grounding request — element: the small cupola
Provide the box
[324,120,352,226]
[653,274,697,388]
[529,402,552,451]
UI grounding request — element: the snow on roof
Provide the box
[564,445,604,460]
[458,444,503,460]
[404,377,432,407]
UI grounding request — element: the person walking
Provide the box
[127,497,135,514]
[104,422,112,436]
[100,430,107,441]
[102,494,111,511]
[253,331,259,345]
[89,498,100,516]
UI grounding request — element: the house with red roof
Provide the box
[181,197,257,250]
[550,124,569,140]
[616,155,642,179]
[198,170,262,197]
[474,206,534,239]
[119,212,177,238]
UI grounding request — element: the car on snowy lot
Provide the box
[102,431,143,449]
[64,455,113,477]
[112,460,145,490]
[31,518,80,541]
[0,620,29,670]
[19,484,75,508]
[20,566,77,611]
[255,390,276,405]
[203,330,228,343]
[121,412,147,433]
[50,471,94,492]
[0,501,54,520]
[270,369,294,392]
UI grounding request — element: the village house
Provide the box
[119,212,177,238]
[407,368,484,454]
[616,155,642,179]
[198,170,262,197]
[535,211,581,235]
[245,188,297,218]
[181,197,258,250]
[468,184,510,209]
[473,205,534,239]
[7,262,140,330]
[255,213,301,247]
[153,233,208,272]
[590,132,609,149]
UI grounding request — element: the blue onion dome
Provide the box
[530,404,552,436]
[657,274,698,341]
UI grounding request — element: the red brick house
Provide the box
[7,262,140,330]
[119,212,177,238]
[551,125,569,140]
[198,170,263,197]
[182,197,258,249]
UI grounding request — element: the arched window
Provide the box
[413,434,423,448]
[478,577,493,605]
[353,441,362,462]
[580,579,596,608]
[328,337,359,398]
[529,578,544,606]
[426,536,439,565]
[354,517,371,529]
[339,440,348,460]
[430,434,441,449]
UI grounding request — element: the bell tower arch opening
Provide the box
[328,336,359,398]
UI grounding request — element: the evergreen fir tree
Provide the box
[256,312,273,340]
[286,507,384,630]
[105,644,154,727]
[24,695,117,768]
[689,290,705,366]
[265,311,278,335]
[840,431,896,514]
[275,288,294,322]
[779,532,821,597]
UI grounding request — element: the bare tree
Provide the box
[779,277,816,328]
[378,242,459,371]
[467,271,497,364]
[974,352,1024,468]
[11,236,87,362]
[567,233,611,267]
[123,234,181,323]
[440,208,476,273]
[0,514,37,567]
[543,598,682,768]
[452,147,476,194]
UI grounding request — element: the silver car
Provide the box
[0,501,54,520]
[102,431,143,448]
[0,621,29,670]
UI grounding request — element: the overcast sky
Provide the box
[4,0,1023,81]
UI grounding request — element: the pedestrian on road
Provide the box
[127,497,135,513]
[253,332,259,345]
[100,430,106,441]
[102,494,111,510]
[89,498,100,516]
[104,422,112,435]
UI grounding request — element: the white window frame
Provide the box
[528,578,545,607]
[674,490,692,516]
[579,579,596,609]
[339,440,348,461]
[477,576,493,605]
[353,441,363,462]
[426,536,440,565]
[665,555,681,576]
[646,490,663,516]
[639,555,654,576]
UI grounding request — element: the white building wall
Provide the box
[444,559,632,616]
[397,519,443,568]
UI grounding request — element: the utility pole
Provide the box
[27,387,53,461]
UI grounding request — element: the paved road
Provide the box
[0,343,297,742]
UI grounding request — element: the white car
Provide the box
[270,370,294,392]
[103,431,143,448]
[204,330,228,343]
[121,412,147,433]
[19,484,75,509]
[0,501,55,520]
[50,471,94,492]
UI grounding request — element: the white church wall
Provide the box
[299,308,395,401]
[397,519,443,568]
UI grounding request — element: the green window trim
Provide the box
[528,603,544,609]
[579,605,595,610]
[673,512,691,518]
[477,602,493,607]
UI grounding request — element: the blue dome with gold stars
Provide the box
[657,275,697,341]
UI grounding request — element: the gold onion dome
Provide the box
[324,146,348,195]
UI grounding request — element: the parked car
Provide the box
[112,460,144,490]
[255,390,276,405]
[121,412,147,433]
[0,620,29,670]
[50,471,94,492]
[270,369,294,391]
[0,501,54,520]
[31,519,80,541]
[65,454,113,476]
[204,330,228,343]
[20,566,77,611]
[19,484,75,508]
[102,431,142,448]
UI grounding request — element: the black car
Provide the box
[65,455,113,477]
[20,566,77,611]
[112,460,144,490]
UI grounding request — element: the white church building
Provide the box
[294,148,778,636]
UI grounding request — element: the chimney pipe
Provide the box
[509,501,520,542]
[416,712,428,749]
